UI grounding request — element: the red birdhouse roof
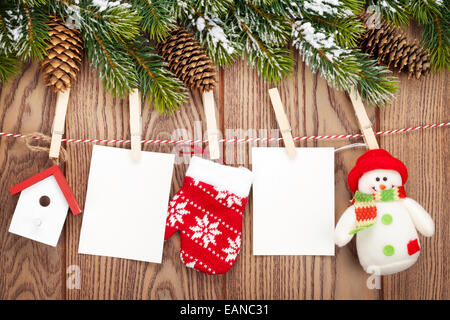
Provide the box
[9,165,81,215]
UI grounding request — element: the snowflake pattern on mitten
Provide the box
[167,195,190,227]
[190,214,222,248]
[215,187,243,208]
[222,235,241,262]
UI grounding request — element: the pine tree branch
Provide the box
[19,0,48,5]
[367,0,411,25]
[239,16,293,83]
[421,4,449,71]
[16,2,49,61]
[191,0,231,15]
[356,53,398,106]
[292,18,398,106]
[0,10,11,54]
[125,37,187,113]
[46,1,143,96]
[130,0,176,42]
[49,0,140,42]
[230,2,294,83]
[308,15,365,48]
[0,0,427,107]
[85,35,137,97]
[234,1,290,47]
[409,0,442,24]
[0,54,20,83]
[340,0,364,13]
[293,20,360,93]
[174,1,240,67]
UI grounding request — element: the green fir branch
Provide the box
[0,9,12,54]
[340,0,364,13]
[293,22,360,94]
[0,0,436,107]
[15,2,49,61]
[420,3,449,71]
[85,35,137,97]
[292,18,398,106]
[367,0,411,25]
[271,0,364,52]
[18,0,48,5]
[308,15,365,48]
[49,0,140,42]
[235,1,291,47]
[195,0,232,16]
[247,46,294,83]
[409,0,442,24]
[356,53,398,106]
[126,37,187,113]
[175,1,241,67]
[0,54,21,83]
[130,0,176,42]
[45,0,143,96]
[194,16,242,67]
[231,2,294,83]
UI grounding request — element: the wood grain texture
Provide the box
[0,63,64,299]
[378,25,449,300]
[0,27,448,300]
[380,72,449,300]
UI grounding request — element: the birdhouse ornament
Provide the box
[334,149,435,275]
[9,165,81,246]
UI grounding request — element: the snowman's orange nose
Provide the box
[379,184,386,190]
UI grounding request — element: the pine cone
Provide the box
[158,27,216,92]
[360,12,431,79]
[42,18,83,92]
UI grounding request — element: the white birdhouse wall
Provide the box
[9,175,69,246]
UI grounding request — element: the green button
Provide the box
[383,245,395,256]
[382,214,393,225]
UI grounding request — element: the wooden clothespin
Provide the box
[49,89,71,159]
[202,90,220,160]
[349,87,379,150]
[129,89,142,161]
[268,88,296,158]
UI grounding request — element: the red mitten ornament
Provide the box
[165,156,253,275]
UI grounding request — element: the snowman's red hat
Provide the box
[347,149,408,192]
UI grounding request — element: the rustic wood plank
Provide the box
[374,24,449,300]
[0,33,447,300]
[380,70,449,300]
[0,63,65,299]
[222,56,380,299]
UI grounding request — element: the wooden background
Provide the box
[0,25,448,300]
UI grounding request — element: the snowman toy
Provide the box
[335,149,435,275]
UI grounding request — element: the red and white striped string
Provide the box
[0,122,448,145]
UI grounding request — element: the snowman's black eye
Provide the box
[376,177,380,182]
[383,177,387,181]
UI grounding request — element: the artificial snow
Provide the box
[303,0,340,16]
[208,22,235,55]
[378,0,398,13]
[178,0,235,57]
[1,7,25,53]
[196,17,205,32]
[92,0,123,12]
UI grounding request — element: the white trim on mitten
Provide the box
[186,156,253,197]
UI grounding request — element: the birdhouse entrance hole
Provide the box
[39,195,51,207]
